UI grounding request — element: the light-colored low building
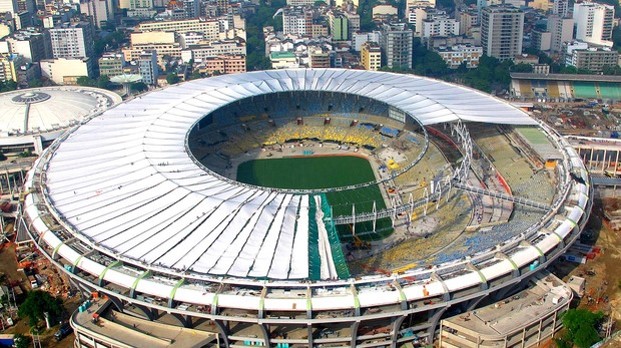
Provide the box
[199,54,246,75]
[99,52,125,77]
[565,42,619,72]
[181,40,246,63]
[435,44,482,68]
[270,51,298,69]
[439,272,572,348]
[39,57,92,85]
[372,5,398,17]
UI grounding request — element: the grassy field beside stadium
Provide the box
[236,156,386,217]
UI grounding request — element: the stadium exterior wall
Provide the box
[17,70,593,347]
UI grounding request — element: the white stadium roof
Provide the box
[0,87,121,137]
[42,69,538,281]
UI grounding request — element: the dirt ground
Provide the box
[0,243,79,347]
[547,197,621,347]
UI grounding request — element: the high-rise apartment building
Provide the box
[380,23,413,69]
[138,50,158,85]
[329,12,348,41]
[422,15,460,38]
[552,0,570,17]
[282,6,312,36]
[47,21,95,60]
[361,41,381,71]
[547,15,573,53]
[80,0,114,28]
[573,2,614,47]
[481,5,524,61]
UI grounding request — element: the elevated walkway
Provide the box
[453,182,551,211]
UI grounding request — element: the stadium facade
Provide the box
[18,69,591,347]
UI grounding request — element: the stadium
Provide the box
[0,86,121,155]
[18,69,592,347]
[510,73,621,102]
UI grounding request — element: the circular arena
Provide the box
[19,69,592,347]
[0,86,121,154]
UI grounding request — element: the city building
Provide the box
[407,6,428,36]
[39,57,93,84]
[0,23,10,39]
[328,12,348,41]
[178,31,206,48]
[199,54,246,75]
[98,52,125,76]
[481,5,524,61]
[528,0,551,11]
[352,31,380,51]
[344,11,360,34]
[422,14,460,38]
[547,15,573,54]
[282,6,312,36]
[311,23,328,38]
[566,44,619,73]
[514,53,539,65]
[531,30,551,51]
[406,0,435,12]
[308,46,330,68]
[440,272,572,348]
[181,0,199,18]
[552,0,570,17]
[79,0,114,29]
[180,39,246,63]
[372,4,397,19]
[459,9,478,37]
[573,2,614,47]
[269,51,298,68]
[137,50,158,85]
[47,21,95,61]
[360,41,381,71]
[123,31,182,63]
[3,28,48,62]
[380,23,413,69]
[434,44,482,68]
[532,63,550,74]
[137,18,220,39]
[285,0,314,6]
[0,53,19,83]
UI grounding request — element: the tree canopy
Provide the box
[166,73,180,85]
[558,309,604,348]
[18,291,63,328]
[76,75,111,89]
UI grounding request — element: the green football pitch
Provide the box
[236,156,386,216]
[237,155,393,241]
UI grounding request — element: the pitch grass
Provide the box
[237,156,390,238]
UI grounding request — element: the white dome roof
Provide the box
[0,86,121,136]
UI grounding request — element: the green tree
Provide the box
[131,82,148,93]
[0,80,17,92]
[166,73,180,85]
[13,333,28,348]
[76,76,96,87]
[560,309,603,348]
[96,75,111,89]
[511,63,534,73]
[188,70,203,80]
[18,291,63,328]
